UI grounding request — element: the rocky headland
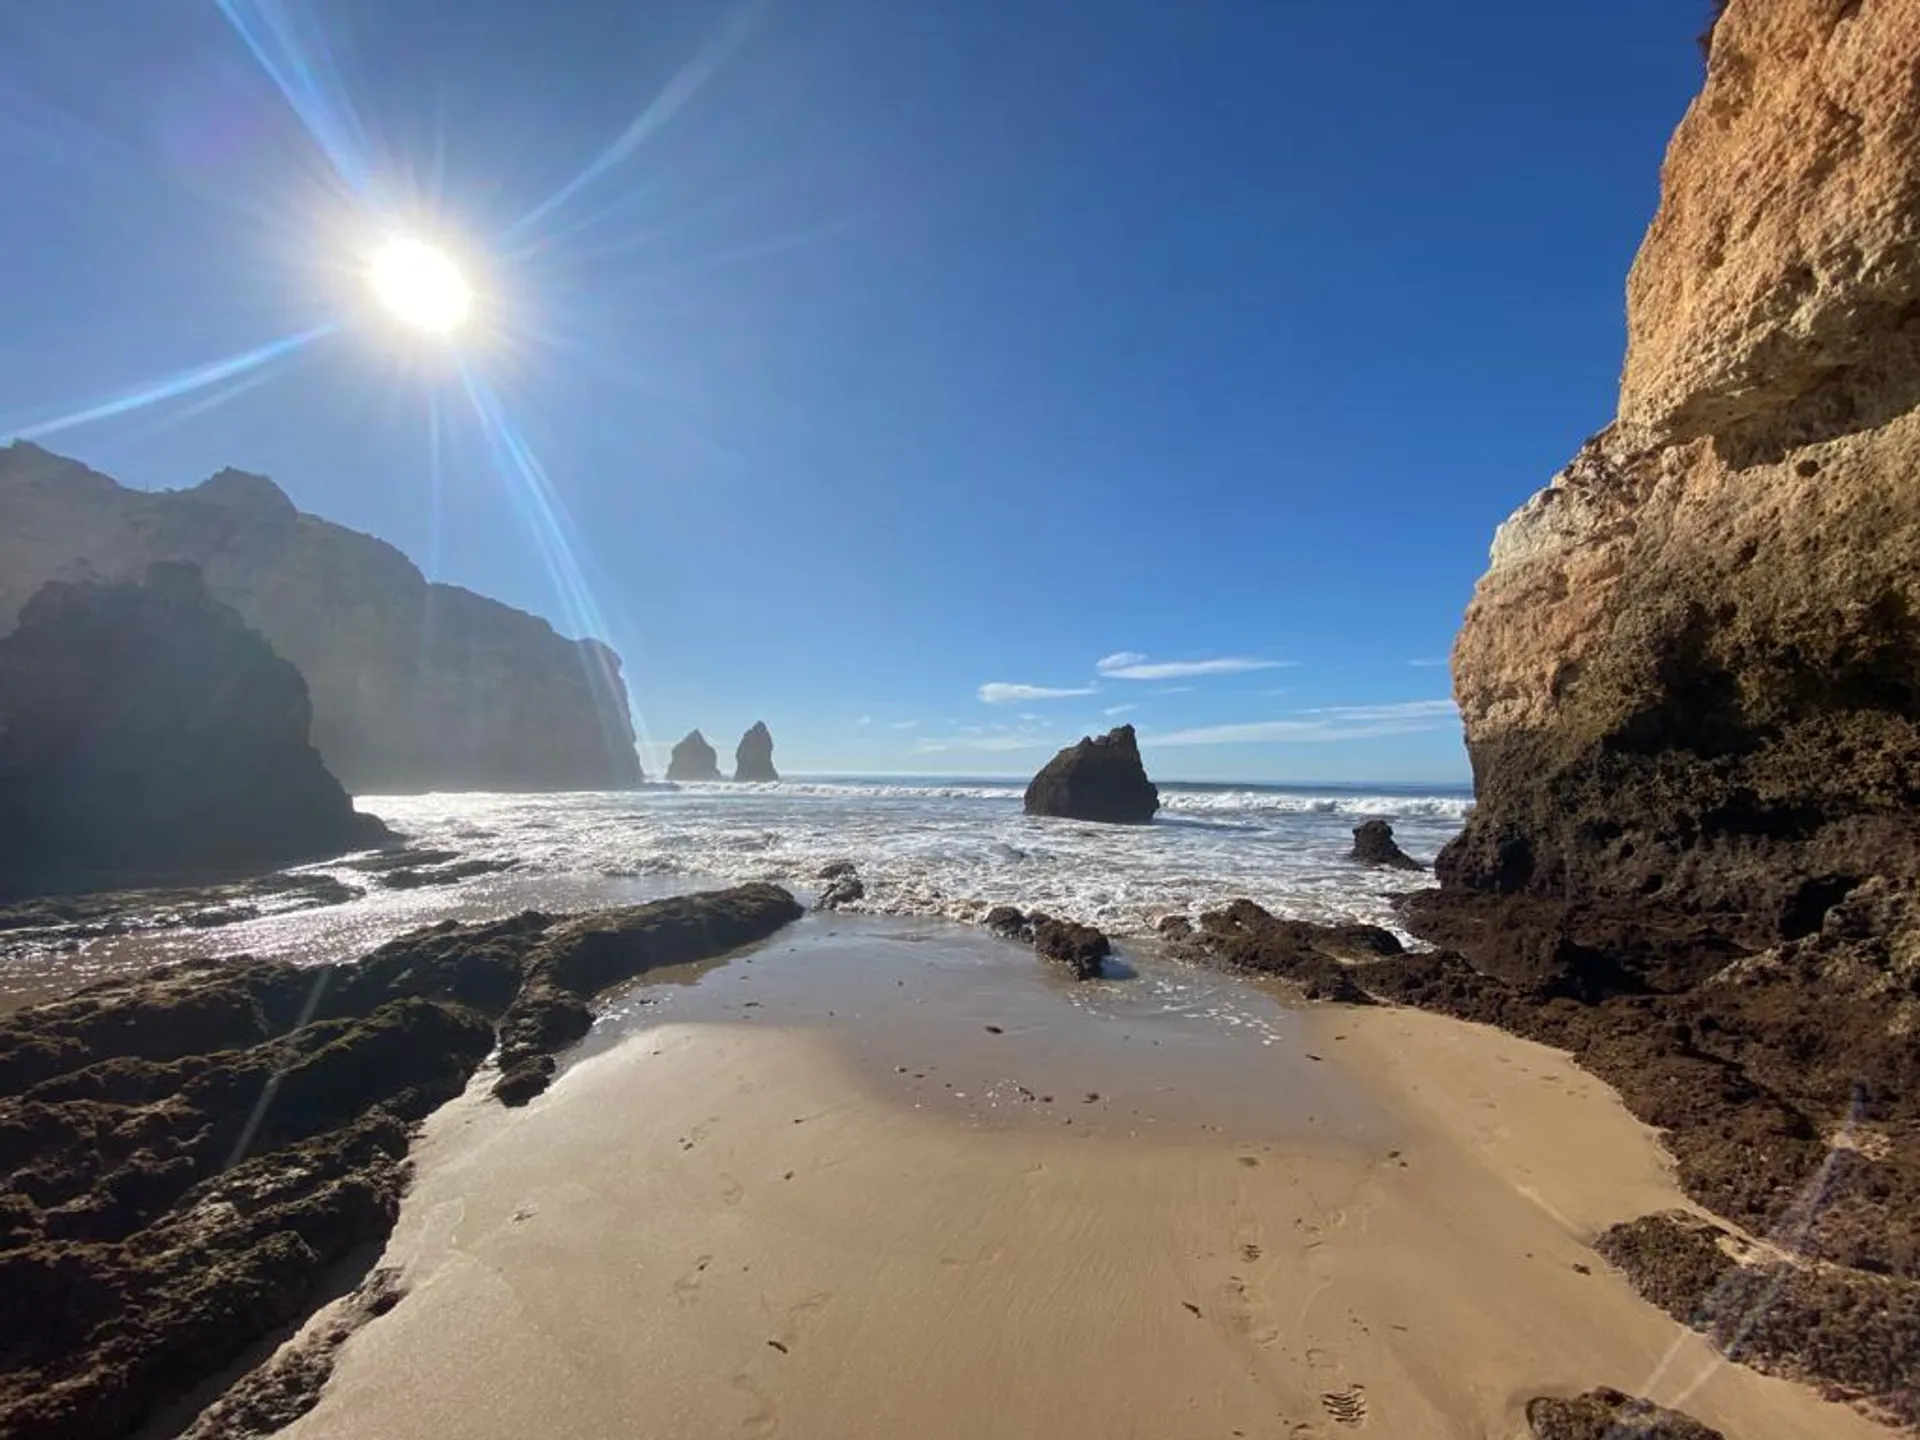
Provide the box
[0,884,801,1440]
[0,565,389,898]
[0,445,643,793]
[1023,723,1160,824]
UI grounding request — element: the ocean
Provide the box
[0,776,1472,1003]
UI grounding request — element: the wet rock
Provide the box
[1030,915,1110,981]
[1525,1389,1723,1440]
[815,873,864,912]
[1170,900,1391,1004]
[816,860,858,881]
[665,730,722,782]
[1154,915,1192,940]
[0,444,643,793]
[0,564,389,898]
[493,883,804,1102]
[376,858,518,891]
[0,885,803,1436]
[983,905,1032,941]
[734,721,779,782]
[1349,819,1421,871]
[1023,724,1159,825]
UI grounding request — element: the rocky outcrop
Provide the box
[0,445,643,793]
[1349,819,1421,871]
[1525,1389,1722,1440]
[1443,0,1920,940]
[665,729,722,782]
[1022,724,1159,824]
[977,906,1111,980]
[734,721,778,782]
[0,884,801,1439]
[0,565,388,896]
[1424,6,1920,1421]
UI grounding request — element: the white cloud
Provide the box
[1145,699,1459,748]
[1296,699,1458,721]
[856,715,873,727]
[889,719,919,730]
[1096,652,1290,682]
[1407,657,1448,668]
[915,734,1056,754]
[1103,703,1138,717]
[978,681,1099,705]
[1157,685,1195,695]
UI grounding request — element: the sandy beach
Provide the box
[263,920,1879,1440]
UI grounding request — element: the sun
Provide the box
[368,236,472,334]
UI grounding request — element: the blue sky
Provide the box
[0,1,1705,783]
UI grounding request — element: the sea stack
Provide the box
[666,729,723,782]
[1442,0,1920,947]
[1023,724,1159,824]
[0,563,389,895]
[734,721,779,782]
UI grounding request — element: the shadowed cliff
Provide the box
[0,444,643,794]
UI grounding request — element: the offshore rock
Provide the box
[665,729,722,782]
[1023,724,1159,825]
[0,565,388,896]
[0,885,801,1439]
[1349,819,1421,871]
[734,721,779,782]
[1029,915,1110,981]
[0,446,643,793]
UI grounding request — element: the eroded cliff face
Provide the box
[1446,0,1920,946]
[0,446,643,793]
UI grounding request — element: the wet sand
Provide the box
[267,918,1876,1440]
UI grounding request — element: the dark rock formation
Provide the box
[0,445,643,793]
[1169,900,1396,1003]
[1349,819,1421,871]
[0,566,389,897]
[665,730,722,782]
[0,884,800,1439]
[1032,916,1110,981]
[1526,1389,1723,1440]
[814,866,864,912]
[1022,724,1159,825]
[977,906,1110,980]
[734,721,778,782]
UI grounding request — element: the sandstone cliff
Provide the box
[0,444,643,794]
[1445,0,1920,945]
[0,564,389,895]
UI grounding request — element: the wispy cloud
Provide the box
[1407,657,1448,668]
[915,733,1056,754]
[856,715,873,727]
[978,681,1099,705]
[889,719,919,730]
[1104,703,1138,717]
[1096,651,1290,682]
[1146,699,1459,748]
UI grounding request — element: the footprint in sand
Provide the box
[1222,1220,1283,1349]
[730,1372,776,1435]
[1319,1384,1368,1428]
[719,1173,745,1206]
[672,1253,714,1307]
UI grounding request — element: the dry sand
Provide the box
[272,921,1880,1440]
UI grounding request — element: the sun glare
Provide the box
[368,236,472,334]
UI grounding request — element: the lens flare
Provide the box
[369,236,471,333]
